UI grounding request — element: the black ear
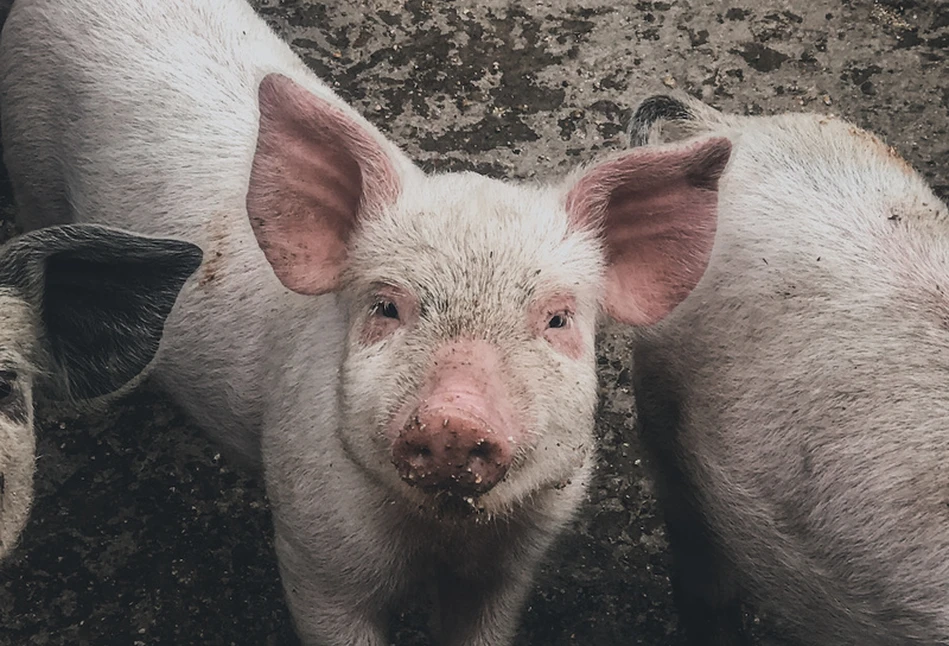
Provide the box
[0,224,202,399]
[627,95,696,148]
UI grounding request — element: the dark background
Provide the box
[1,0,947,644]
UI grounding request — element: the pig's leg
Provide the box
[634,361,749,646]
[274,531,392,646]
[433,557,537,646]
[663,488,751,646]
[432,497,580,646]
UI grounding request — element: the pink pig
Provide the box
[0,1,730,643]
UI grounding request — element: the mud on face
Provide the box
[0,292,37,559]
[336,172,603,519]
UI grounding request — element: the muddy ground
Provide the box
[0,0,947,644]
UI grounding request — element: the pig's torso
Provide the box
[0,0,404,464]
[634,114,949,644]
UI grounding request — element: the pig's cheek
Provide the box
[0,419,35,556]
[542,326,586,360]
[340,352,409,452]
[358,316,401,346]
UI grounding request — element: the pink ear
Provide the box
[246,73,400,295]
[566,137,731,325]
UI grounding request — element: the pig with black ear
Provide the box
[0,224,201,559]
[0,1,729,643]
[629,93,949,646]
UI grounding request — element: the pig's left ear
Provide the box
[565,136,731,325]
[2,225,202,399]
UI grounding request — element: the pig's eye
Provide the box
[0,370,17,401]
[548,313,570,329]
[372,300,400,320]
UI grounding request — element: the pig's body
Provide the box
[0,0,398,464]
[0,1,729,643]
[630,95,949,645]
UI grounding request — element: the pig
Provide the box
[0,1,730,643]
[0,224,201,560]
[628,92,949,646]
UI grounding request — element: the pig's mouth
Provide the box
[410,486,525,525]
[390,447,539,524]
[391,432,511,498]
[429,490,489,520]
[386,447,520,523]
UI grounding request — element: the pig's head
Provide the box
[248,74,730,518]
[0,225,201,559]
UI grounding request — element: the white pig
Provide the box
[0,224,201,560]
[0,1,730,643]
[629,93,949,646]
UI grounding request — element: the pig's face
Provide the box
[247,73,732,519]
[0,292,37,558]
[337,173,602,516]
[0,226,201,559]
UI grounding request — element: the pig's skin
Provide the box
[631,93,949,646]
[0,289,35,560]
[0,1,728,644]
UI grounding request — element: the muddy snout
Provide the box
[393,403,513,495]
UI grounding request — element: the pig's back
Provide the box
[0,0,347,464]
[634,116,949,643]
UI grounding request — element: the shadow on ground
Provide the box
[0,0,947,644]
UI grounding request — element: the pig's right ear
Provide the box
[1,225,202,399]
[247,73,401,295]
[565,136,731,326]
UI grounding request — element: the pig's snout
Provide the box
[393,404,512,496]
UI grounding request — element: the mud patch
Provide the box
[732,42,790,73]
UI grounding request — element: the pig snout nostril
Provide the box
[404,442,433,465]
[469,440,497,463]
[393,437,436,483]
[463,438,509,489]
[393,409,512,496]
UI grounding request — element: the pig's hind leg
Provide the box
[664,494,752,646]
[634,365,751,646]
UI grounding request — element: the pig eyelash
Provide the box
[370,300,400,321]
